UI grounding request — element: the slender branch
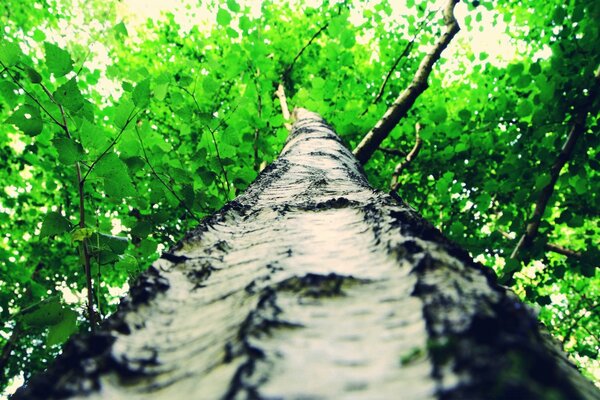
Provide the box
[206,125,232,199]
[511,68,600,259]
[353,0,460,164]
[391,123,422,191]
[0,61,64,127]
[276,22,328,125]
[498,230,582,258]
[134,127,202,223]
[362,7,440,116]
[0,264,43,375]
[38,78,98,329]
[545,243,582,258]
[178,86,232,199]
[379,147,406,157]
[281,22,329,82]
[81,109,138,183]
[253,73,262,172]
[562,302,599,346]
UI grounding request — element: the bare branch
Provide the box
[378,147,406,157]
[545,243,582,258]
[390,123,422,191]
[511,68,600,259]
[353,0,460,165]
[498,230,582,258]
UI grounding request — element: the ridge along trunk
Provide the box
[14,109,599,400]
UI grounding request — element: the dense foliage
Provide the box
[1,0,598,394]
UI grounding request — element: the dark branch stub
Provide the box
[13,109,599,400]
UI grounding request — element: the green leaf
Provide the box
[40,212,71,238]
[133,78,151,107]
[78,120,111,156]
[534,174,551,190]
[529,62,541,76]
[113,21,128,37]
[20,299,66,327]
[0,80,20,106]
[0,41,22,66]
[516,100,533,118]
[71,227,94,242]
[90,232,128,255]
[44,42,73,77]
[217,8,232,26]
[6,104,43,136]
[51,137,84,164]
[430,106,448,124]
[47,308,78,346]
[113,99,135,128]
[53,78,84,112]
[25,66,42,83]
[227,0,241,12]
[93,152,136,198]
[32,29,46,42]
[340,30,356,48]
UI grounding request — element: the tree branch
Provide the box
[281,22,329,82]
[378,147,406,157]
[353,0,460,164]
[134,127,202,223]
[391,123,422,191]
[276,83,291,121]
[511,68,600,259]
[38,80,99,329]
[498,230,582,258]
[362,7,440,116]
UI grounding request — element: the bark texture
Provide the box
[14,109,599,400]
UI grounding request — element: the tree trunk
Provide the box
[14,109,599,400]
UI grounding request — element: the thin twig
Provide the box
[134,127,201,223]
[562,302,599,346]
[253,72,262,172]
[0,61,64,127]
[38,78,98,329]
[511,68,600,259]
[81,109,138,183]
[391,123,422,191]
[362,7,440,116]
[379,147,407,157]
[281,22,329,82]
[178,86,233,199]
[498,230,582,258]
[353,0,460,164]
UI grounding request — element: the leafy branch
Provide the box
[36,79,99,329]
[510,68,600,259]
[178,85,232,199]
[390,123,422,191]
[80,109,139,183]
[0,62,64,127]
[353,0,460,164]
[134,126,202,223]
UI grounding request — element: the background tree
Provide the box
[0,0,598,395]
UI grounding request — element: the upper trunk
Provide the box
[14,109,599,400]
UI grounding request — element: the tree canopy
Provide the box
[0,0,598,395]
